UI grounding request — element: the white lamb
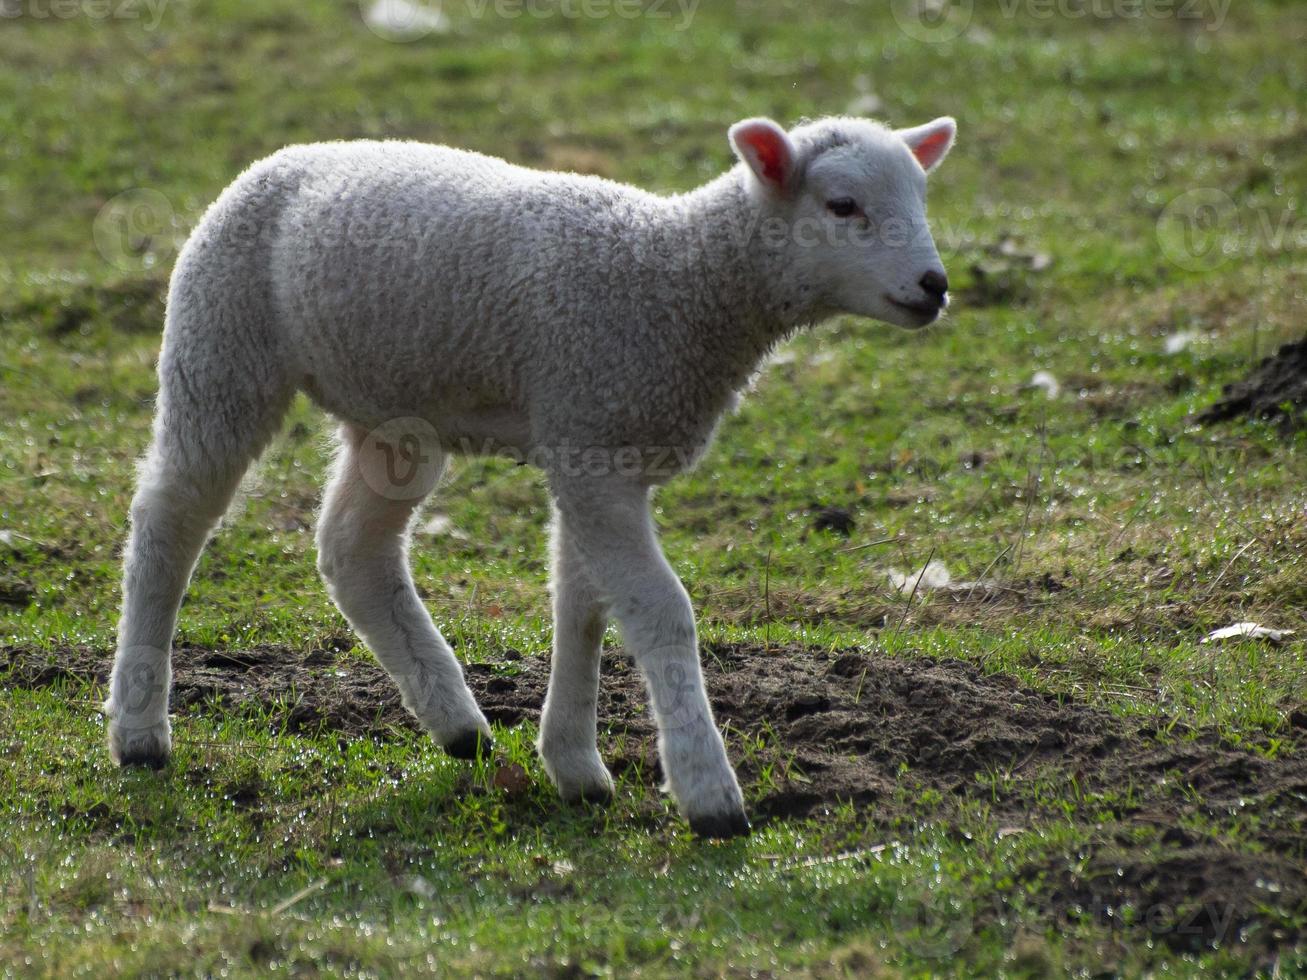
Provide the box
[105,114,956,838]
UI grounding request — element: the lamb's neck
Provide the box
[662,171,821,374]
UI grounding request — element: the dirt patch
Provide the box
[1,642,1142,814]
[5,641,1306,959]
[1198,336,1307,430]
[5,641,1306,829]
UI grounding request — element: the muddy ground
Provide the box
[1198,336,1307,430]
[4,641,1306,960]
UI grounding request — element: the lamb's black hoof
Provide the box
[689,810,752,840]
[117,747,168,770]
[568,786,615,806]
[444,730,493,760]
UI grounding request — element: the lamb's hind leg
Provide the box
[316,424,491,757]
[106,368,289,766]
[538,506,615,803]
[106,453,242,766]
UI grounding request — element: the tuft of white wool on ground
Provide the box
[363,0,449,39]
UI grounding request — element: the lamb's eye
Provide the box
[826,197,859,217]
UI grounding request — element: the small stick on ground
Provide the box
[768,843,893,871]
[839,535,896,554]
[889,545,936,644]
[271,878,328,916]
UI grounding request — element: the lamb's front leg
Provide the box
[538,510,615,803]
[552,476,749,839]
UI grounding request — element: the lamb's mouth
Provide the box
[885,295,944,322]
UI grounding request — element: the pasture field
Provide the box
[2,0,1305,974]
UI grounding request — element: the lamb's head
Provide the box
[728,114,956,329]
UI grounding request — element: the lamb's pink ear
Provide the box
[897,117,956,173]
[729,118,797,196]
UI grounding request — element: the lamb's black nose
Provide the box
[919,270,949,302]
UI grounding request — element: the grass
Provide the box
[3,0,1307,974]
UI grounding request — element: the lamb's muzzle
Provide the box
[919,269,950,303]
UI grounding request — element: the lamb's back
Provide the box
[220,141,665,418]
